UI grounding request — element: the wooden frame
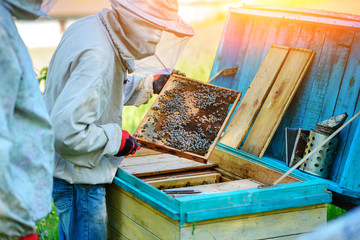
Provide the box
[134,75,241,163]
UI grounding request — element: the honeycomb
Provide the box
[134,77,239,157]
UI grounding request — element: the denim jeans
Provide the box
[52,178,108,240]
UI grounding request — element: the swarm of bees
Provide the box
[135,78,238,156]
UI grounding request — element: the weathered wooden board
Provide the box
[140,170,218,181]
[126,148,162,157]
[107,183,327,240]
[121,154,182,167]
[209,148,299,184]
[108,226,128,240]
[332,31,360,185]
[108,206,160,240]
[166,179,260,198]
[220,45,290,148]
[144,173,221,189]
[180,205,327,240]
[242,48,315,157]
[266,25,326,160]
[120,154,217,177]
[107,185,180,240]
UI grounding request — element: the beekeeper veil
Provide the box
[2,0,57,19]
[106,0,194,75]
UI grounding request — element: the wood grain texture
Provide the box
[107,184,180,240]
[180,205,327,240]
[120,154,217,177]
[332,31,360,184]
[209,148,299,184]
[168,179,260,198]
[107,181,327,240]
[144,173,221,189]
[108,206,160,240]
[108,226,129,240]
[242,48,315,157]
[220,45,290,148]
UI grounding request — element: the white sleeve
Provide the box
[50,50,122,168]
[124,73,154,106]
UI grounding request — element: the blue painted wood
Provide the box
[338,108,360,191]
[332,31,360,184]
[260,154,360,198]
[210,7,360,201]
[183,186,330,223]
[210,13,249,89]
[114,169,180,218]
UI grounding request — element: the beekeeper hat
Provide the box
[109,0,194,37]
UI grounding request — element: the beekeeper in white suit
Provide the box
[0,0,56,239]
[43,0,194,239]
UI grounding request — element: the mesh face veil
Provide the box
[40,0,58,14]
[134,31,190,76]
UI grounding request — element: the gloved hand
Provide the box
[115,130,141,156]
[153,69,186,94]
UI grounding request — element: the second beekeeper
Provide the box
[43,0,194,239]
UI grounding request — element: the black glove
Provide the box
[115,130,141,156]
[153,69,186,94]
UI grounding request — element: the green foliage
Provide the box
[327,204,347,221]
[192,219,196,236]
[36,66,48,84]
[35,203,59,240]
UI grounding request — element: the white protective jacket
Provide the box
[43,10,154,184]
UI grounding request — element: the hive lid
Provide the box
[209,6,360,204]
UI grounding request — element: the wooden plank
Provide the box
[180,204,327,240]
[243,5,360,22]
[268,233,309,240]
[210,13,249,89]
[140,170,218,182]
[120,159,217,177]
[234,16,274,93]
[140,171,217,180]
[107,206,160,240]
[127,147,163,157]
[214,167,243,180]
[302,29,350,129]
[107,184,180,240]
[220,45,290,148]
[231,8,360,28]
[267,25,327,160]
[108,226,129,240]
[320,45,351,120]
[145,173,221,189]
[332,31,360,184]
[120,154,183,167]
[167,180,260,198]
[242,47,315,157]
[209,148,299,184]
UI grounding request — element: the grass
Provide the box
[35,203,59,240]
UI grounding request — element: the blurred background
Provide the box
[19,0,357,238]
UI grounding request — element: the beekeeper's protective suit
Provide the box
[43,0,194,239]
[0,0,55,239]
